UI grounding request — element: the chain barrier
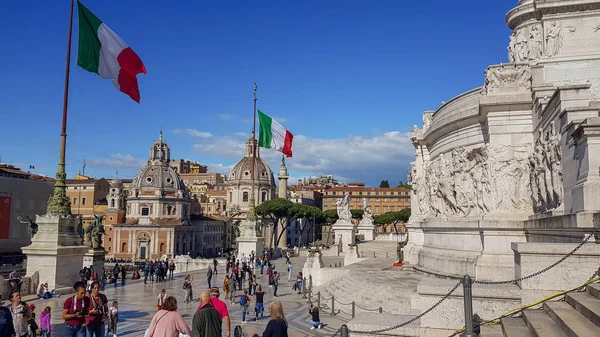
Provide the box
[355,303,382,312]
[475,229,598,285]
[348,280,462,335]
[447,273,600,337]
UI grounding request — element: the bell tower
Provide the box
[106,178,126,225]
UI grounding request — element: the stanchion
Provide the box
[302,277,307,299]
[461,275,476,337]
[331,295,336,315]
[340,324,349,337]
[352,301,355,318]
[317,291,321,308]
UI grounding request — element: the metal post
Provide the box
[340,324,349,337]
[309,274,313,290]
[331,296,336,315]
[303,277,307,299]
[373,252,376,258]
[386,252,388,258]
[317,291,321,308]
[352,301,355,318]
[308,287,312,304]
[378,307,382,313]
[461,275,476,337]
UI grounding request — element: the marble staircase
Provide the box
[481,283,600,337]
[313,257,424,316]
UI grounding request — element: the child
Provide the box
[40,306,51,337]
[107,301,119,335]
[28,304,39,337]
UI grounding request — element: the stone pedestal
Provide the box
[22,213,89,291]
[332,220,355,252]
[344,244,362,266]
[236,219,265,258]
[83,248,106,273]
[356,222,375,241]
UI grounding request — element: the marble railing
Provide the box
[375,233,405,241]
[173,255,227,274]
[0,271,39,302]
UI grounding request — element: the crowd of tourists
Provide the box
[0,249,325,337]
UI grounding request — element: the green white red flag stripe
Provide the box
[76,1,146,103]
[258,110,293,157]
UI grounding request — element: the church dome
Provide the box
[228,138,275,186]
[130,132,188,198]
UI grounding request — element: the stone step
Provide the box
[501,317,534,337]
[480,324,504,337]
[544,301,600,336]
[565,292,600,327]
[588,283,600,299]
[522,310,567,337]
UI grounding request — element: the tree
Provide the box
[322,209,338,224]
[350,209,364,220]
[288,204,323,246]
[374,208,411,234]
[380,180,390,188]
[397,181,412,189]
[255,198,294,247]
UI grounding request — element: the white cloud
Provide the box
[173,129,213,139]
[189,130,414,186]
[272,117,288,123]
[87,153,146,170]
[218,114,233,120]
[206,163,234,175]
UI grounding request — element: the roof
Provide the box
[112,219,187,227]
[65,178,97,184]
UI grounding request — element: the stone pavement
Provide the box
[22,256,349,337]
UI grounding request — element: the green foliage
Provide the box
[380,180,390,188]
[323,209,338,223]
[397,181,412,189]
[350,209,364,219]
[255,198,294,220]
[374,208,411,226]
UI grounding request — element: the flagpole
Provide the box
[248,83,258,221]
[47,0,75,215]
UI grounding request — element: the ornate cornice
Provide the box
[507,0,600,29]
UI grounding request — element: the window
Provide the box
[229,192,232,203]
[375,207,379,213]
[82,198,87,205]
[109,216,113,221]
[121,242,127,252]
[108,237,112,242]
[375,191,379,196]
[359,192,362,196]
[348,192,352,196]
[332,191,336,195]
[74,187,78,190]
[243,192,249,202]
[83,186,87,190]
[73,197,78,205]
[142,207,150,216]
[261,191,267,202]
[111,199,115,208]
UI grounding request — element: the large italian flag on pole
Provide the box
[77,1,146,103]
[258,110,294,157]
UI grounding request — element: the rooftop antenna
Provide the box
[82,159,86,176]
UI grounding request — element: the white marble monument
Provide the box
[356,198,376,241]
[406,0,600,286]
[331,192,355,250]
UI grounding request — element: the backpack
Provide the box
[239,295,247,306]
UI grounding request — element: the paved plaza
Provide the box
[21,256,349,337]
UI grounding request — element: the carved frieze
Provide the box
[484,64,531,95]
[545,21,563,57]
[529,121,563,213]
[508,24,543,62]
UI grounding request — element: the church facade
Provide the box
[104,133,197,260]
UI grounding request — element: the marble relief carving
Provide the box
[545,21,563,57]
[508,24,543,62]
[529,121,563,212]
[484,64,531,94]
[412,145,533,218]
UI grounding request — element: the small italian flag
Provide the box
[77,1,146,103]
[258,110,293,157]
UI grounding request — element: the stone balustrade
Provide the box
[173,255,226,274]
[0,271,39,302]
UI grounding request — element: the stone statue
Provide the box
[360,198,374,224]
[528,25,543,60]
[336,193,352,222]
[85,215,106,249]
[545,21,562,57]
[411,125,420,138]
[422,113,432,132]
[508,32,516,62]
[17,214,38,239]
[516,28,529,62]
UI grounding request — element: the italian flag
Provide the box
[258,110,293,157]
[77,1,146,103]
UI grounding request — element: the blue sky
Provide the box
[0,0,514,187]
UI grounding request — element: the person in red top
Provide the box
[197,288,230,337]
[86,282,108,337]
[62,281,91,337]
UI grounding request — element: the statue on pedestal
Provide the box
[336,193,351,222]
[17,214,38,239]
[85,215,105,249]
[359,198,374,225]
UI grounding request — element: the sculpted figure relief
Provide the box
[411,144,533,218]
[422,113,432,132]
[528,25,543,59]
[545,21,562,57]
[360,198,374,225]
[529,122,563,212]
[507,24,544,62]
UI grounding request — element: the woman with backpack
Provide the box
[239,290,251,324]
